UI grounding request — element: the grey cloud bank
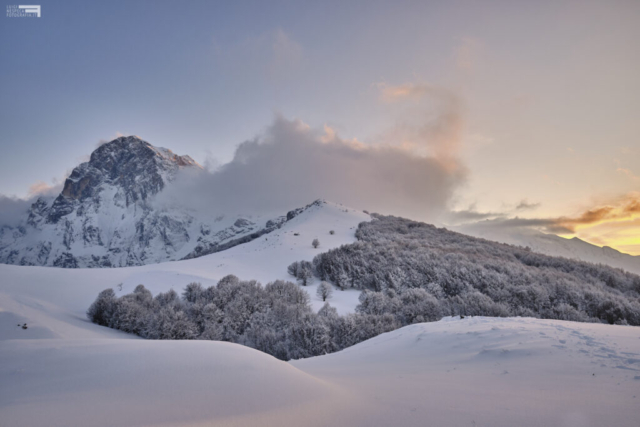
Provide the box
[155,116,466,220]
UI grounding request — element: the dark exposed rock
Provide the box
[53,252,79,268]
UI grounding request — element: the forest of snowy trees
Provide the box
[312,215,640,325]
[88,276,398,360]
[88,214,640,360]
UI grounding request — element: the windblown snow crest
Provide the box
[0,136,326,268]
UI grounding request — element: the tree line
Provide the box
[312,215,640,325]
[88,214,640,361]
[88,276,398,360]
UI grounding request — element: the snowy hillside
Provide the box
[0,199,369,316]
[2,307,639,427]
[1,199,639,426]
[0,136,324,268]
[458,224,640,276]
[293,316,640,427]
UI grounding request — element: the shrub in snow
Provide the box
[312,238,320,249]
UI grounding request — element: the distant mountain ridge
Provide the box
[456,224,640,276]
[0,136,318,268]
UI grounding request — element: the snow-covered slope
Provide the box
[293,316,640,427]
[0,199,369,315]
[0,136,306,268]
[2,311,639,426]
[0,339,343,427]
[458,225,640,276]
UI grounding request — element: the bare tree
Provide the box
[287,261,299,277]
[317,281,333,301]
[312,238,320,249]
[298,264,313,286]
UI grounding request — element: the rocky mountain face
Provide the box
[0,136,307,268]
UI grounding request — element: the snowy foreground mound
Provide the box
[1,316,639,427]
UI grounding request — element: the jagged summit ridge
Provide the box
[47,136,200,224]
[90,136,199,175]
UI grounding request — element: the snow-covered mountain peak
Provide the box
[42,135,202,224]
[0,135,371,268]
[92,135,200,170]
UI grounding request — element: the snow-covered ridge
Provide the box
[147,143,200,169]
[0,136,351,268]
[457,224,640,276]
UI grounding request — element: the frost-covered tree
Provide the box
[87,288,116,326]
[182,282,204,304]
[316,281,333,301]
[265,280,310,306]
[312,238,320,248]
[155,289,180,307]
[298,263,313,286]
[287,261,299,277]
[288,261,313,286]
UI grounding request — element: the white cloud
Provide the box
[155,115,467,220]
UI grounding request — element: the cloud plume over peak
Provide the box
[373,82,464,173]
[156,114,467,220]
[0,180,62,227]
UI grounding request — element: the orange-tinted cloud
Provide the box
[455,193,640,254]
[374,82,463,173]
[28,180,55,197]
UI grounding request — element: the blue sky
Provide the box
[2,0,460,194]
[1,0,639,252]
